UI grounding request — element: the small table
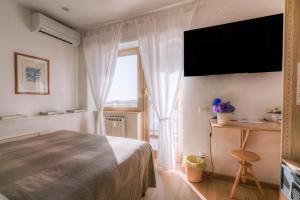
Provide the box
[210,119,281,150]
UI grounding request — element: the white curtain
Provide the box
[82,24,122,135]
[136,9,193,169]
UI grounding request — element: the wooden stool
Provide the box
[230,149,266,199]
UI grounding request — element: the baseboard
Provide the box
[203,171,279,190]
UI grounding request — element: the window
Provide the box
[105,48,143,111]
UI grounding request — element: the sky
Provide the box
[106,54,138,102]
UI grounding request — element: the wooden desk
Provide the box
[210,119,281,150]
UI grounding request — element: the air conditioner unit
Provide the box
[32,13,80,47]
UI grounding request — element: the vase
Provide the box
[271,113,281,122]
[217,113,233,125]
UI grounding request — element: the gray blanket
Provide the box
[0,131,156,200]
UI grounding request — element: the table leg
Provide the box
[240,129,244,149]
[242,130,250,150]
[240,129,251,184]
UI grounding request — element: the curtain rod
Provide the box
[84,0,197,33]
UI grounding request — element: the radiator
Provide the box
[105,116,126,137]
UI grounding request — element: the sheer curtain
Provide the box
[136,9,193,169]
[82,24,122,135]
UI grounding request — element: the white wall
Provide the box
[0,0,76,115]
[0,0,95,137]
[24,0,283,184]
[183,0,283,184]
[78,0,284,184]
[183,73,282,184]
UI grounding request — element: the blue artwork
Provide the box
[25,67,41,82]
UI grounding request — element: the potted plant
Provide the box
[268,107,282,123]
[212,98,235,125]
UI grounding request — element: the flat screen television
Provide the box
[184,14,283,76]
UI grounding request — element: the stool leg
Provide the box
[230,165,242,199]
[248,166,266,200]
[242,161,247,184]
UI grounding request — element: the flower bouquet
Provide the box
[212,98,235,125]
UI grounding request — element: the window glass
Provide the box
[106,54,138,108]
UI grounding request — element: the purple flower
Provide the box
[212,105,220,113]
[212,101,235,113]
[212,98,222,106]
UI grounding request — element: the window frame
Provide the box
[104,47,144,112]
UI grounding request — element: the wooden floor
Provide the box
[192,176,279,200]
[143,166,279,200]
[143,167,203,200]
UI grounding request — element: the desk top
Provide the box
[210,119,281,132]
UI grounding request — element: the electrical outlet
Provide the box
[199,152,206,158]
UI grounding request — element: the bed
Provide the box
[0,131,156,200]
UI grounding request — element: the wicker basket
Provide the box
[186,155,205,183]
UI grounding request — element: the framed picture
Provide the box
[14,52,50,95]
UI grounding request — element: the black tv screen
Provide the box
[184,14,283,76]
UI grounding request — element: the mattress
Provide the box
[0,131,156,200]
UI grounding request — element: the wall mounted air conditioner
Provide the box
[32,13,80,47]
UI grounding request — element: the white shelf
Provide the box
[0,111,87,122]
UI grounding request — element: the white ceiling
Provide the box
[16,0,186,31]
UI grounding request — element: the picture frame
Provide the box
[14,52,50,95]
